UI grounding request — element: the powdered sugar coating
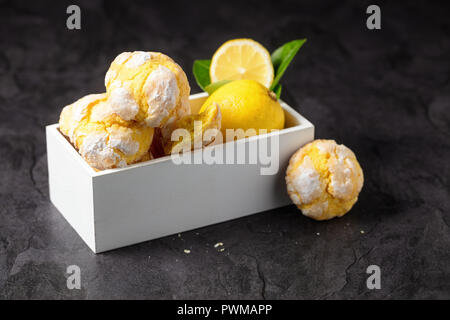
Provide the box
[72,102,89,122]
[117,160,127,168]
[178,95,191,118]
[59,92,155,170]
[104,69,117,88]
[108,81,139,121]
[160,96,192,143]
[302,201,329,218]
[328,145,363,200]
[336,144,355,160]
[89,101,114,122]
[114,52,132,65]
[285,139,364,221]
[315,140,335,154]
[59,93,105,141]
[79,133,121,170]
[125,51,152,69]
[108,127,140,156]
[105,51,191,129]
[291,156,323,204]
[143,65,179,127]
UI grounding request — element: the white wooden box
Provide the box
[46,93,314,253]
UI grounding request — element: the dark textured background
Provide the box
[0,0,449,299]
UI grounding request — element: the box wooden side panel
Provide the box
[92,126,314,252]
[46,125,96,252]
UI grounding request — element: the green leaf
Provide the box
[270,39,306,91]
[192,59,211,91]
[204,80,232,95]
[272,83,282,99]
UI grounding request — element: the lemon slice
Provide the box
[209,39,274,88]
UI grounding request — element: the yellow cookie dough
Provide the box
[104,51,190,128]
[59,93,154,170]
[163,102,222,155]
[286,139,364,220]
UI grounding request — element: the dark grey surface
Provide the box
[0,0,449,299]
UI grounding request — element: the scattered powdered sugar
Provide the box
[79,132,121,170]
[108,81,139,121]
[125,51,152,69]
[143,65,179,127]
[292,156,323,204]
[108,127,140,156]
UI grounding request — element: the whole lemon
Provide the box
[200,80,284,141]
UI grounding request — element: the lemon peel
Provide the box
[200,80,284,141]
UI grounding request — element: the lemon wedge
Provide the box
[209,39,274,88]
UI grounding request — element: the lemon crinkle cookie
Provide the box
[104,51,191,128]
[286,139,364,220]
[59,93,154,170]
[164,102,222,155]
